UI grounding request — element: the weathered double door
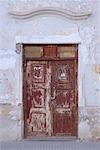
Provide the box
[23,45,78,138]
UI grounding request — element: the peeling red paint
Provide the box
[23,45,78,138]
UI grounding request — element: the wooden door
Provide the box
[23,45,78,138]
[51,60,77,136]
[24,61,51,137]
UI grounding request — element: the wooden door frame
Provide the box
[22,44,78,139]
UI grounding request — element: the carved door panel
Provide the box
[24,61,51,137]
[51,60,77,136]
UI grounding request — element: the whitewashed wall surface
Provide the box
[0,0,100,141]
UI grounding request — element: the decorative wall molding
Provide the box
[16,43,23,54]
[8,0,93,20]
[9,7,92,20]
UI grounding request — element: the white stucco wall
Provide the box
[0,0,100,141]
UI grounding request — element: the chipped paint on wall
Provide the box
[0,51,22,105]
[0,69,16,103]
[0,104,23,141]
[79,107,100,140]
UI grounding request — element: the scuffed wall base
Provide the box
[78,107,100,140]
[0,103,23,141]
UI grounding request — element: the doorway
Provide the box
[23,45,78,138]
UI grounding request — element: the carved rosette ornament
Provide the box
[8,0,93,20]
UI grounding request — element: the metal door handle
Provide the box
[51,87,56,100]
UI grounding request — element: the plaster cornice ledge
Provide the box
[15,34,81,44]
[9,7,92,20]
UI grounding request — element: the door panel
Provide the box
[51,60,76,136]
[24,61,51,137]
